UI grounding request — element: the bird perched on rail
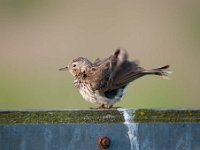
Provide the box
[59,48,171,109]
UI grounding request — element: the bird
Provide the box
[59,48,171,109]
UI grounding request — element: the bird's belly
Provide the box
[77,83,127,105]
[78,85,114,105]
[78,84,97,103]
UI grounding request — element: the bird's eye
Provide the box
[73,64,76,67]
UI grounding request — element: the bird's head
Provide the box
[59,57,92,77]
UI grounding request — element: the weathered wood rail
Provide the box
[0,109,200,150]
[0,109,200,124]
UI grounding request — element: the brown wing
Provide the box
[112,60,145,88]
[89,58,112,91]
[89,48,144,91]
[94,49,145,91]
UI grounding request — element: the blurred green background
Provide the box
[0,0,200,109]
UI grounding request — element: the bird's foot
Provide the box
[98,104,107,109]
[89,104,122,110]
[89,104,107,109]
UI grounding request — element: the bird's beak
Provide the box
[59,66,68,71]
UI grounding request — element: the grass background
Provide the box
[0,0,200,109]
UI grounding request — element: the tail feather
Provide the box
[155,65,170,70]
[144,65,172,79]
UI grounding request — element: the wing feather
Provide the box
[89,48,144,91]
[88,48,170,93]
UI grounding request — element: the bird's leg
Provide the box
[98,104,106,109]
[90,104,121,109]
[89,104,107,109]
[107,105,113,109]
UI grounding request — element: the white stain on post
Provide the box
[118,109,139,150]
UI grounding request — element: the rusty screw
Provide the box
[98,136,111,149]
